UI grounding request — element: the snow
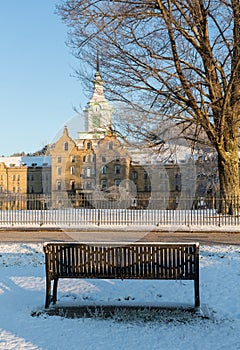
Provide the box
[0,242,240,350]
[0,156,51,167]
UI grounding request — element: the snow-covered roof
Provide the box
[128,143,197,165]
[0,156,51,167]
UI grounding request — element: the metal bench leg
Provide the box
[194,278,200,307]
[45,275,51,309]
[52,278,58,304]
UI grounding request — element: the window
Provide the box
[64,142,68,151]
[57,167,62,176]
[86,167,91,177]
[115,165,120,175]
[145,184,151,192]
[109,141,113,150]
[93,115,101,128]
[86,182,92,189]
[57,156,62,163]
[102,165,107,174]
[115,179,121,187]
[175,173,181,191]
[71,156,75,163]
[12,175,16,181]
[57,181,62,191]
[70,166,75,175]
[102,156,106,163]
[132,171,138,179]
[83,156,86,162]
[101,179,107,189]
[71,181,75,190]
[87,142,91,150]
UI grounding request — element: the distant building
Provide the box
[1,67,220,211]
[0,156,51,209]
[49,66,197,209]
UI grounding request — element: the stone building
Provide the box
[0,68,202,211]
[0,156,51,209]
[49,66,194,209]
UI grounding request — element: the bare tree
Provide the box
[57,0,240,212]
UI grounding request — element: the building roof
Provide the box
[0,156,51,167]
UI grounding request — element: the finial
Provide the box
[96,49,100,72]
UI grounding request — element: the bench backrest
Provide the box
[44,242,199,280]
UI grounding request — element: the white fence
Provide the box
[0,208,239,227]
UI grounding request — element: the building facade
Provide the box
[0,156,51,209]
[0,68,218,211]
[49,67,192,209]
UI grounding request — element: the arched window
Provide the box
[102,165,107,174]
[64,142,68,151]
[115,165,120,174]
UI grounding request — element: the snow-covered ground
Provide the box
[0,242,240,350]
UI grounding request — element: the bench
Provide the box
[43,242,200,309]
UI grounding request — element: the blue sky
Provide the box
[0,0,88,156]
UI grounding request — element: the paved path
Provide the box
[0,229,240,245]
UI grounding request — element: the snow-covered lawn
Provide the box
[0,242,239,350]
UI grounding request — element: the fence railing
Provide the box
[0,194,240,227]
[0,208,239,227]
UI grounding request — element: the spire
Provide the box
[90,53,106,103]
[96,49,100,73]
[82,52,113,134]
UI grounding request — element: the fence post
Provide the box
[97,208,101,226]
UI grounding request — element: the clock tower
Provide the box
[83,61,113,133]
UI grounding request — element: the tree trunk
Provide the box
[217,145,240,214]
